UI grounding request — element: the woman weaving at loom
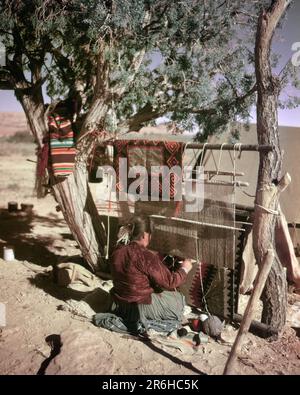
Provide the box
[93,216,192,335]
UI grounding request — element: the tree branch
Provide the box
[182,83,257,115]
[111,48,146,98]
[255,0,292,87]
[118,103,165,133]
[118,83,257,133]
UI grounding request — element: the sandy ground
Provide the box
[0,136,300,375]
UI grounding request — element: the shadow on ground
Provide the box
[29,271,92,302]
[0,208,67,266]
[37,334,62,375]
[120,334,207,375]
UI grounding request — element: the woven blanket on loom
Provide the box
[48,115,76,176]
[114,140,183,199]
[179,261,238,319]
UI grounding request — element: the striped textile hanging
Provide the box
[48,114,76,177]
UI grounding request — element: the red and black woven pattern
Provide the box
[114,139,183,199]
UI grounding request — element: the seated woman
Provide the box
[93,216,192,335]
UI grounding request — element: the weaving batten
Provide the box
[204,180,249,187]
[205,170,245,177]
[150,215,245,232]
[235,220,252,226]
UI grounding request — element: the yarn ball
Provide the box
[202,315,223,338]
[177,327,188,338]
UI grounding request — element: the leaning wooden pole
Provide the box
[223,249,274,375]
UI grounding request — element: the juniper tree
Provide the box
[0,1,261,139]
[0,0,262,266]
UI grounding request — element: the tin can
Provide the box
[3,246,15,261]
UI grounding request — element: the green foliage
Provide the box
[0,0,298,139]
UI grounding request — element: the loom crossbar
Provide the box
[150,215,245,232]
[204,170,245,176]
[185,143,273,152]
[185,178,249,186]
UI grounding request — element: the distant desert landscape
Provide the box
[0,112,29,137]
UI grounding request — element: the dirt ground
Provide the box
[0,135,299,375]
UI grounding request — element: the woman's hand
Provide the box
[181,259,193,273]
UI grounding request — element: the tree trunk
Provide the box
[253,0,291,330]
[52,163,107,273]
[8,41,114,273]
[19,85,109,273]
[261,256,287,329]
[78,98,109,140]
[17,84,47,148]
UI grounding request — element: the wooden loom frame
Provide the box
[93,141,270,320]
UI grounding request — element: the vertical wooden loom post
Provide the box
[223,249,275,375]
[252,0,291,329]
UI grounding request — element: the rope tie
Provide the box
[211,150,218,174]
[234,143,242,159]
[183,142,199,168]
[254,184,280,215]
[254,204,279,215]
[199,142,208,167]
[237,187,256,198]
[216,143,226,175]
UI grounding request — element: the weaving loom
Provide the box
[145,181,244,319]
[94,140,252,319]
[148,182,238,270]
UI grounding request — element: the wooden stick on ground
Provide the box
[223,249,275,375]
[232,313,278,338]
